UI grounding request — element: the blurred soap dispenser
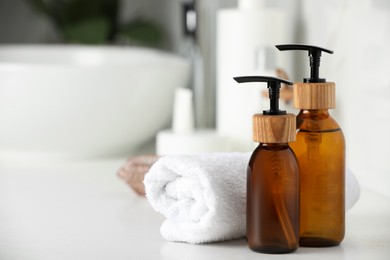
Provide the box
[234,76,299,254]
[276,44,346,247]
[217,0,288,152]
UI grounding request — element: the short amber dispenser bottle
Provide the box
[276,44,346,247]
[234,76,299,254]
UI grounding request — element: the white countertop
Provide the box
[1,158,389,260]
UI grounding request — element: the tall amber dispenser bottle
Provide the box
[276,44,345,247]
[234,76,299,254]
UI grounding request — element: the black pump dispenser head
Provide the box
[275,44,333,83]
[234,76,293,115]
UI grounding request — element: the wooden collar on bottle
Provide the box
[294,82,336,109]
[253,114,296,143]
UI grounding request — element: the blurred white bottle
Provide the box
[156,88,231,155]
[216,0,288,152]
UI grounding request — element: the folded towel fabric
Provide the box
[144,153,360,244]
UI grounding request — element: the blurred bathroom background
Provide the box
[0,0,389,197]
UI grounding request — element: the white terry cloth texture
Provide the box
[144,153,360,244]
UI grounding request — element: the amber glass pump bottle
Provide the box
[276,44,346,247]
[234,76,299,254]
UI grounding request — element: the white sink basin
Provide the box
[0,45,190,159]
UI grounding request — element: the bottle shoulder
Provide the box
[296,110,343,132]
[249,144,299,176]
[291,111,346,152]
[250,144,296,163]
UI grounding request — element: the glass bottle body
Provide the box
[290,109,345,247]
[247,143,300,254]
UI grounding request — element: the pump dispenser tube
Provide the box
[276,44,346,247]
[234,76,299,254]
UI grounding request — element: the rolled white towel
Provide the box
[346,167,360,210]
[144,153,360,244]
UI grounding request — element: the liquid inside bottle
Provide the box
[290,109,345,247]
[247,143,300,254]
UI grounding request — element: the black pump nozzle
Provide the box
[234,76,293,115]
[275,44,333,83]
